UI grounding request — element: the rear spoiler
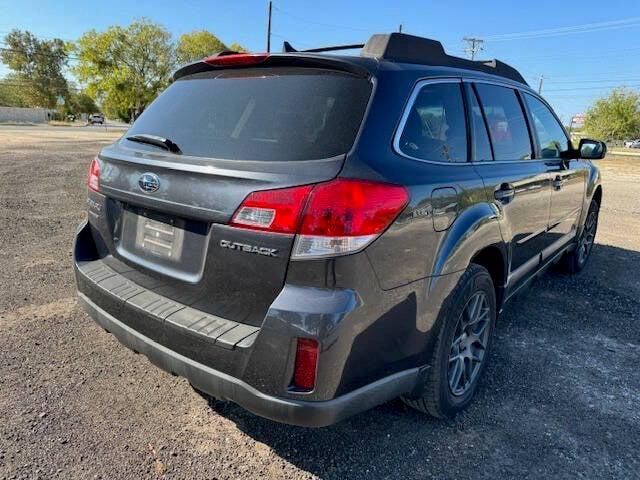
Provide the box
[172,52,374,81]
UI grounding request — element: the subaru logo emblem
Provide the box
[138,173,160,193]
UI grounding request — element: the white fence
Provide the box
[0,107,56,123]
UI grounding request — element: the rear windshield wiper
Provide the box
[126,134,182,154]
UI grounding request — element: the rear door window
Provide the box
[124,68,372,161]
[523,93,569,158]
[475,84,533,161]
[398,82,468,163]
[468,86,493,161]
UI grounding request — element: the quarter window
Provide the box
[398,82,467,163]
[474,84,532,161]
[524,93,569,159]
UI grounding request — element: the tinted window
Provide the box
[124,68,372,161]
[469,87,493,161]
[398,82,467,163]
[475,84,532,161]
[524,93,569,158]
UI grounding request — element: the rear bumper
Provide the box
[79,292,421,427]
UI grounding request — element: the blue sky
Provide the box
[1,0,639,121]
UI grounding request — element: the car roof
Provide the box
[174,33,530,90]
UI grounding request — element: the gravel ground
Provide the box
[1,126,639,479]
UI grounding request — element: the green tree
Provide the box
[176,30,227,64]
[0,78,30,107]
[583,88,640,140]
[73,19,174,122]
[228,42,248,53]
[73,91,99,114]
[0,30,69,108]
[59,89,99,118]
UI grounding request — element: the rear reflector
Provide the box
[230,178,409,259]
[203,53,269,67]
[88,157,100,192]
[293,338,319,391]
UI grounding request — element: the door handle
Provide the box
[494,184,515,203]
[553,176,565,190]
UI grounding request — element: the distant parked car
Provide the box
[89,113,105,125]
[624,139,640,148]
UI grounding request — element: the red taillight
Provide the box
[299,179,409,237]
[203,53,269,67]
[293,338,319,391]
[230,179,409,259]
[230,184,313,234]
[88,157,100,192]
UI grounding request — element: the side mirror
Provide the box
[578,138,607,160]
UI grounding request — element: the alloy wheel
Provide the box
[448,291,491,396]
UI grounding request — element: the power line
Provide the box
[544,78,640,85]
[488,45,640,64]
[0,47,79,61]
[543,84,640,92]
[479,16,640,41]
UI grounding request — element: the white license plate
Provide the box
[134,216,185,261]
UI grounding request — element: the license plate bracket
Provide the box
[133,215,185,261]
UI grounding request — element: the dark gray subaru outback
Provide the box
[74,33,606,427]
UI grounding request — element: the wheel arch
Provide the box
[592,184,602,206]
[470,245,507,310]
[432,203,506,277]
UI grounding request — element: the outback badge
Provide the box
[220,239,277,257]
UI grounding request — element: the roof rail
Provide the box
[361,33,528,85]
[281,33,528,86]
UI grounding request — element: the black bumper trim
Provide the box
[77,259,259,350]
[78,292,422,427]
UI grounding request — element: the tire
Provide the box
[402,264,497,418]
[557,198,600,274]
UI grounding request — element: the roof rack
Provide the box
[282,41,365,54]
[282,33,528,86]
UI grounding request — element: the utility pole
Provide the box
[398,24,403,33]
[463,37,484,60]
[537,75,545,94]
[266,1,272,53]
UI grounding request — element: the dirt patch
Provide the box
[0,297,77,324]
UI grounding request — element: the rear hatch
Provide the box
[93,60,373,327]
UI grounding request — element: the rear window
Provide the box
[124,68,372,161]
